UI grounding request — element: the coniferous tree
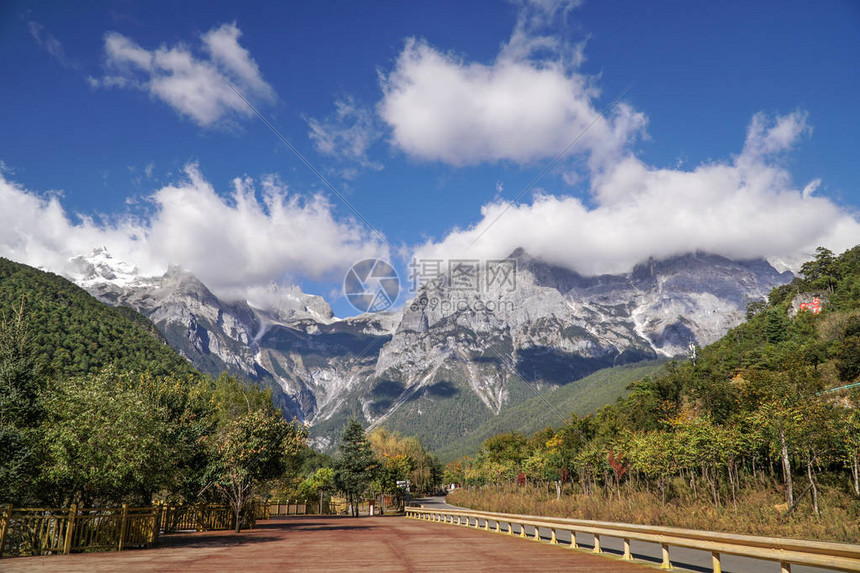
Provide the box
[0,300,44,504]
[334,419,377,517]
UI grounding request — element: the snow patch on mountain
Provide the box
[63,246,792,448]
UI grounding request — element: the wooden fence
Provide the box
[263,499,375,516]
[266,500,308,516]
[158,503,258,533]
[0,503,261,559]
[0,504,159,558]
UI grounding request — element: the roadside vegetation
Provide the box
[447,246,860,543]
[280,422,443,513]
[0,259,307,531]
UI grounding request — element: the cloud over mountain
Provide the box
[413,111,860,275]
[377,3,858,275]
[0,165,386,301]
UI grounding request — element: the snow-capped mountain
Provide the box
[65,248,791,450]
[365,251,788,429]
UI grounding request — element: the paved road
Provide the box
[415,496,842,573]
[1,515,652,572]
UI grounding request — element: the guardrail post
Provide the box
[404,509,860,571]
[118,504,129,551]
[63,504,77,555]
[0,503,11,557]
[661,543,671,569]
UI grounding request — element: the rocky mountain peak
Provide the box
[67,247,145,289]
[250,282,335,324]
[61,247,794,452]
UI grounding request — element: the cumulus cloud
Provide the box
[0,165,386,301]
[377,0,641,168]
[28,21,75,69]
[412,111,860,275]
[90,23,275,127]
[307,97,383,177]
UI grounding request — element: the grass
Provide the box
[447,480,860,544]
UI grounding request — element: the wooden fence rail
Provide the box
[263,499,373,516]
[405,507,860,573]
[0,503,261,558]
[266,501,308,516]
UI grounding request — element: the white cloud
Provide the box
[377,1,641,168]
[307,97,383,177]
[501,0,584,63]
[28,21,75,69]
[0,165,386,301]
[91,23,275,127]
[413,111,860,275]
[740,111,811,161]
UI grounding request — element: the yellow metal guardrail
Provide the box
[405,506,860,572]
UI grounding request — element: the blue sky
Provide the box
[1,0,859,316]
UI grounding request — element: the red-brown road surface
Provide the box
[1,516,654,572]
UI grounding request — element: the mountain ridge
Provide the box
[60,248,792,451]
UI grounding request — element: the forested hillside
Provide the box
[0,258,196,378]
[0,259,305,520]
[447,246,860,542]
[434,359,667,461]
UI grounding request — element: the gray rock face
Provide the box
[366,251,790,428]
[82,263,262,379]
[65,248,791,449]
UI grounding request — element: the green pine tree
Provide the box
[334,419,378,517]
[0,299,45,505]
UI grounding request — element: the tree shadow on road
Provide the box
[159,532,283,549]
